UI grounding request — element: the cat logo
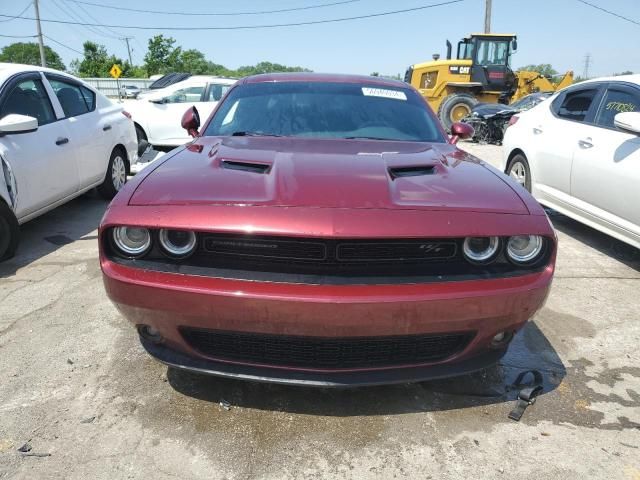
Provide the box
[449,66,471,75]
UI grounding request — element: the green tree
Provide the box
[0,42,65,70]
[613,70,634,76]
[71,41,129,78]
[235,61,310,77]
[518,64,559,78]
[144,35,180,75]
[177,49,210,74]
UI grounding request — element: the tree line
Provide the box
[0,34,310,78]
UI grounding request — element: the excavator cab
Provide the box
[455,34,518,96]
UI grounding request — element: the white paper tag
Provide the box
[361,87,407,101]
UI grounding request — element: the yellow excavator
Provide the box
[404,33,574,129]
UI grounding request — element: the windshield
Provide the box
[475,40,510,66]
[204,81,445,142]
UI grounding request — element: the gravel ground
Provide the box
[0,143,638,479]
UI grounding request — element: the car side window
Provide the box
[594,88,640,129]
[206,84,231,102]
[553,88,598,122]
[48,78,95,117]
[0,78,56,126]
[165,86,204,104]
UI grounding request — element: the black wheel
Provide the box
[506,153,532,192]
[135,125,149,157]
[98,147,128,200]
[437,93,478,131]
[0,201,19,262]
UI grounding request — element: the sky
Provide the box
[1,0,639,78]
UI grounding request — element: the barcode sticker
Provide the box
[362,88,407,101]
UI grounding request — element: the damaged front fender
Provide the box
[0,152,17,210]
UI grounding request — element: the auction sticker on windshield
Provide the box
[361,87,407,101]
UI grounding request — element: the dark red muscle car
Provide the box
[100,73,555,386]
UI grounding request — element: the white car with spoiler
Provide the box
[125,76,236,153]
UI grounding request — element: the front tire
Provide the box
[506,153,532,192]
[98,148,128,200]
[135,125,149,157]
[438,93,478,131]
[0,201,19,261]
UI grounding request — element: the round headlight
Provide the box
[463,236,500,264]
[112,226,151,257]
[159,229,197,257]
[507,235,544,264]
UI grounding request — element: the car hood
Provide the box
[130,137,528,214]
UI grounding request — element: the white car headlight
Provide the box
[462,236,500,264]
[159,229,197,257]
[507,235,544,264]
[112,226,151,257]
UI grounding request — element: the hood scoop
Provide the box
[221,159,271,174]
[388,165,437,179]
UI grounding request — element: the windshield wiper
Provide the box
[343,136,392,141]
[231,131,283,137]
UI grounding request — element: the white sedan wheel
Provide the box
[111,154,127,191]
[509,160,528,187]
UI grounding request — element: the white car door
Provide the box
[0,72,78,221]
[147,83,207,145]
[529,85,603,204]
[570,82,640,239]
[45,74,110,188]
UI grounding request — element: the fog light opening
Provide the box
[491,331,513,347]
[138,325,163,344]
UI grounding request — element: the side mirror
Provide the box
[0,114,38,135]
[449,122,474,144]
[614,112,640,135]
[181,106,200,138]
[512,39,518,51]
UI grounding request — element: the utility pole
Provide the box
[122,37,133,65]
[484,0,492,33]
[34,0,46,67]
[583,53,591,79]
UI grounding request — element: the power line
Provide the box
[49,0,120,39]
[0,33,37,38]
[575,0,640,27]
[60,0,125,38]
[0,0,465,31]
[0,2,33,22]
[64,0,362,16]
[43,34,83,54]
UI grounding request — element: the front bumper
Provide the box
[103,258,553,385]
[141,335,509,387]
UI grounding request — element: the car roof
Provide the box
[241,72,409,89]
[578,74,640,87]
[0,62,73,80]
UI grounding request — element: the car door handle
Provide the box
[55,137,69,146]
[578,137,593,149]
[533,126,543,134]
[102,125,112,131]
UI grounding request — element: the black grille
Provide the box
[204,237,326,261]
[337,241,456,262]
[180,328,473,369]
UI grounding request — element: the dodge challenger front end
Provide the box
[100,73,555,386]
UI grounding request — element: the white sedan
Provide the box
[502,75,640,249]
[125,76,236,152]
[0,63,138,261]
